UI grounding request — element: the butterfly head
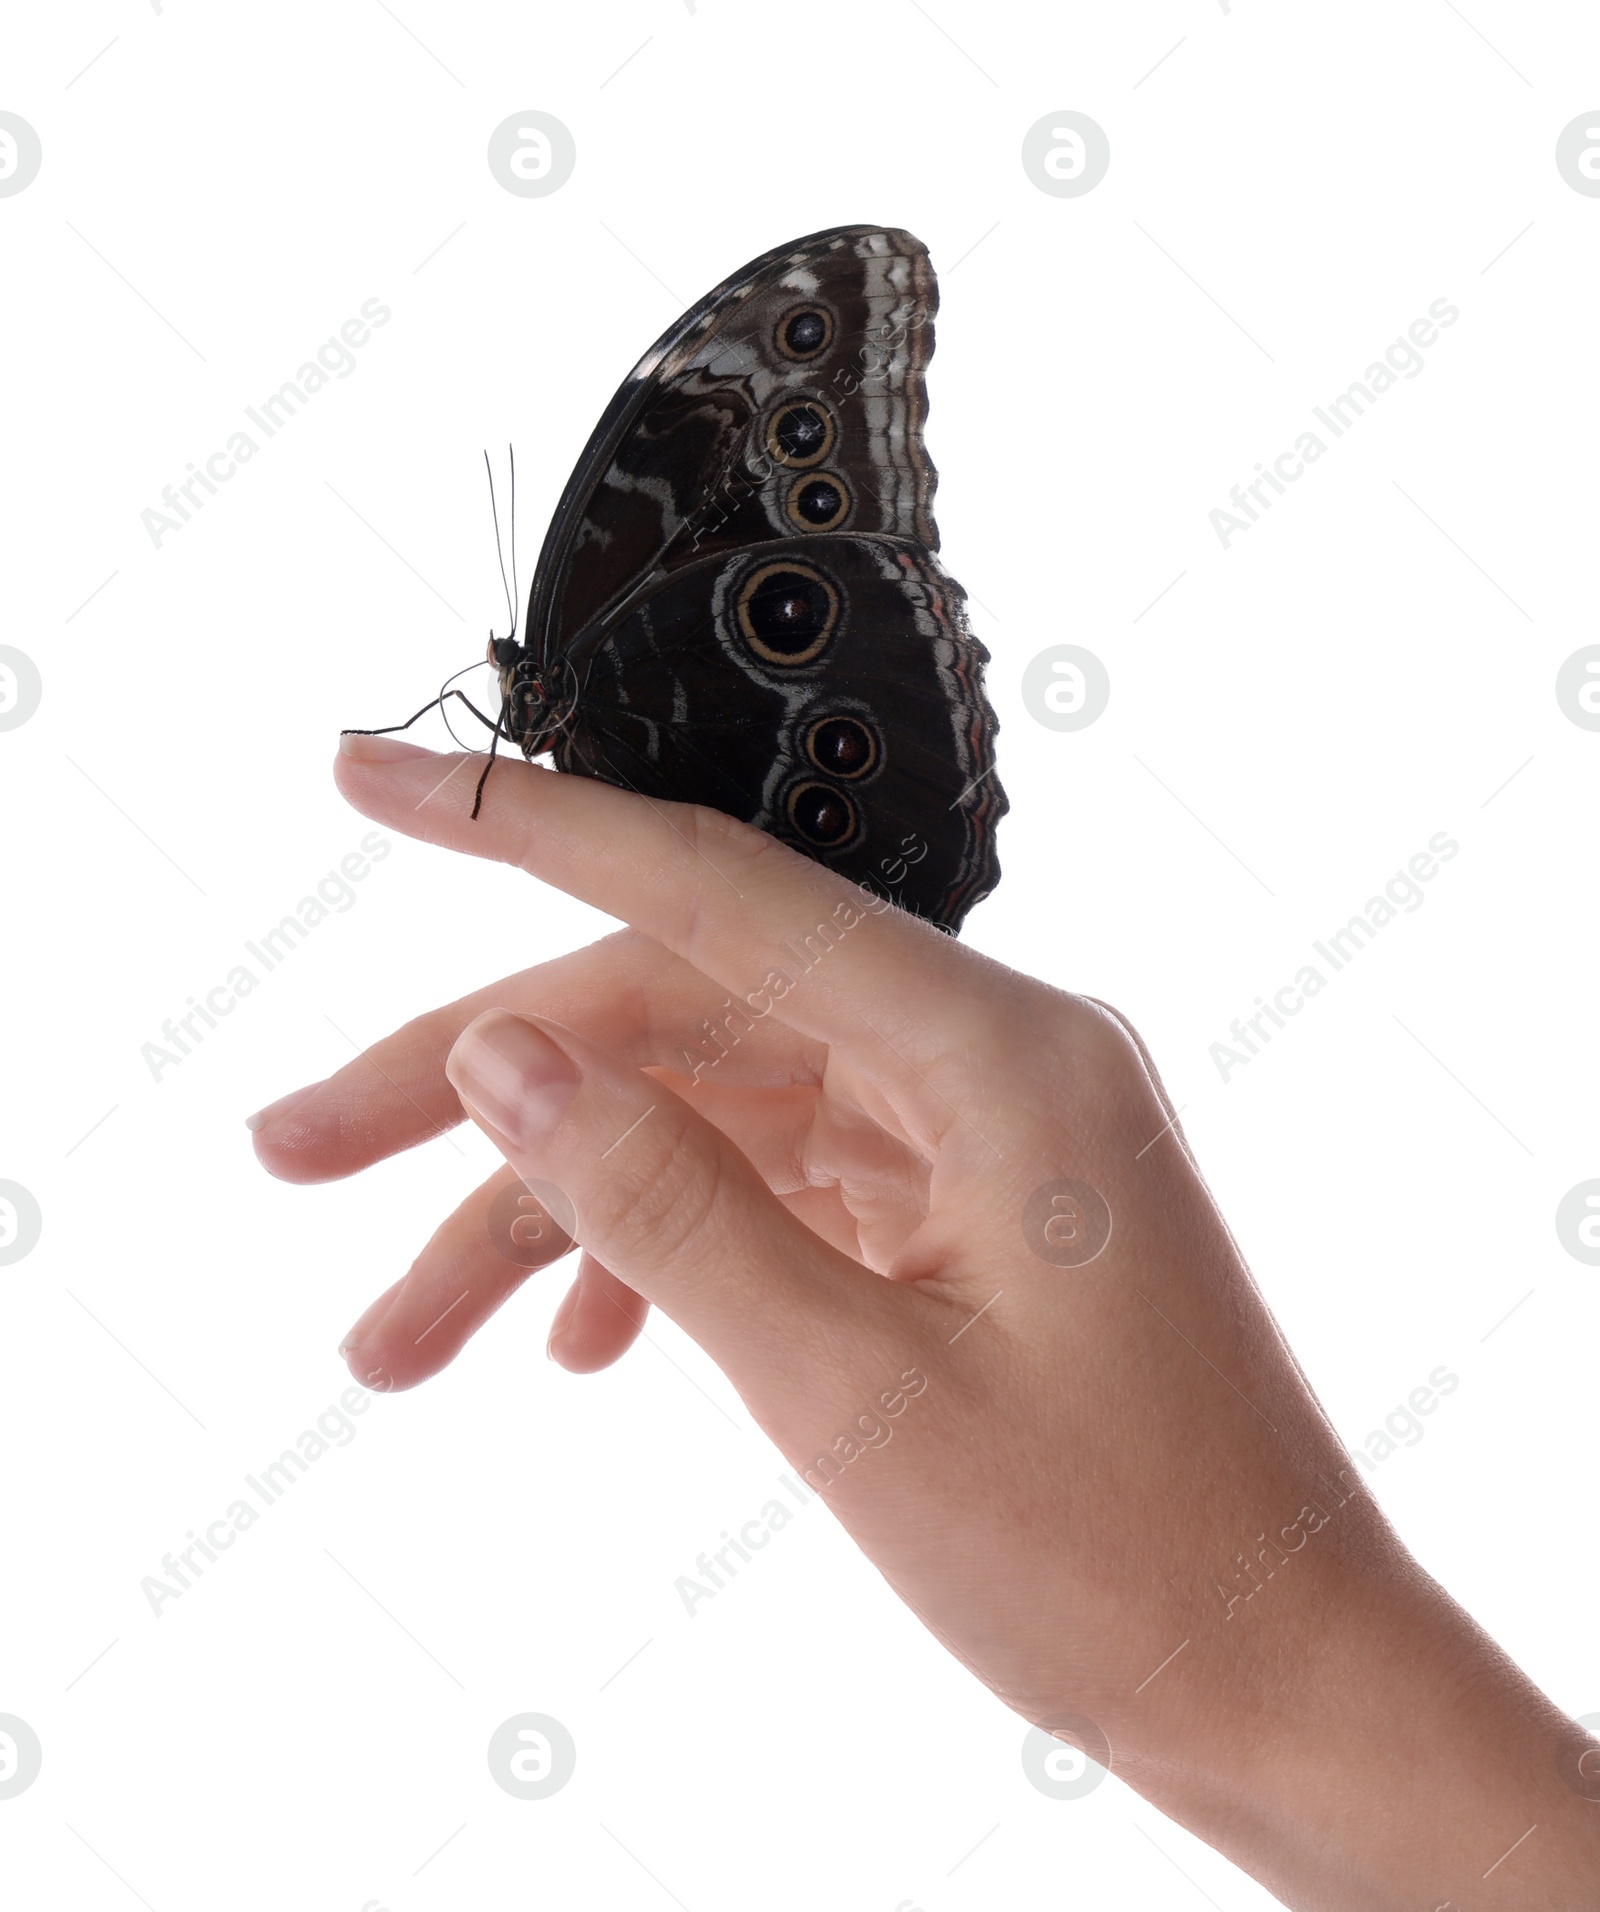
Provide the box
[489,639,580,759]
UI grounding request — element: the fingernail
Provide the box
[339,732,435,763]
[546,1279,582,1362]
[446,1010,580,1150]
[338,1275,406,1359]
[349,1359,395,1394]
[246,1081,323,1133]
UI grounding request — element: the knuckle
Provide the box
[1059,994,1178,1141]
[684,802,789,878]
[1064,995,1151,1095]
[961,988,1149,1142]
[1077,995,1154,1078]
[666,802,799,952]
[680,801,772,864]
[935,972,1089,1096]
[583,1101,730,1271]
[1073,992,1145,1057]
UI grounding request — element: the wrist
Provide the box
[1118,1498,1600,1908]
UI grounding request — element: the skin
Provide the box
[250,732,1600,1909]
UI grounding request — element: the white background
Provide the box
[4,2,1599,1906]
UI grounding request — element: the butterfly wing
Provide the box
[516,225,1005,932]
[551,534,1003,931]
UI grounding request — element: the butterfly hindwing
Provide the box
[552,533,1004,929]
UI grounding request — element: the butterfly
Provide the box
[350,225,1006,933]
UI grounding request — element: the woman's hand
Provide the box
[250,733,1600,1911]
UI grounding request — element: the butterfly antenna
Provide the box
[508,442,519,646]
[485,448,515,643]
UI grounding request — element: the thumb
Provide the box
[442,1007,872,1384]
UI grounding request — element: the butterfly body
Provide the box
[465,227,1004,931]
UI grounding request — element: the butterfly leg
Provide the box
[441,688,510,740]
[470,718,505,822]
[343,687,508,742]
[345,689,513,822]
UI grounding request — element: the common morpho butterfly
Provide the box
[349,225,1007,933]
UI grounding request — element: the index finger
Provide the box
[335,736,1018,1107]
